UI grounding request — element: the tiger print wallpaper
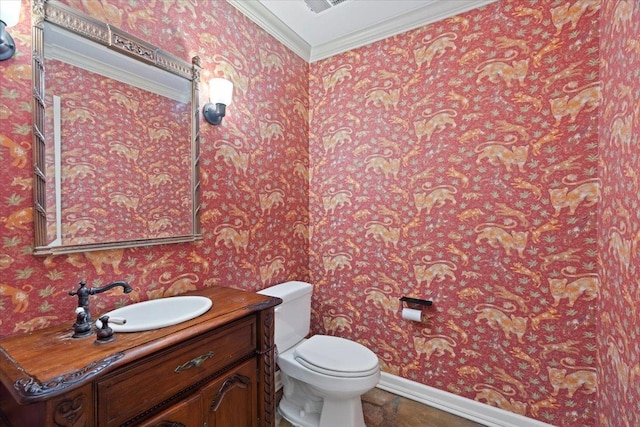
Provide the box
[307,0,635,426]
[0,1,638,426]
[597,1,640,426]
[0,1,310,334]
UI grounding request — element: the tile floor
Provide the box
[276,388,487,427]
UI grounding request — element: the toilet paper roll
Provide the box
[402,307,422,322]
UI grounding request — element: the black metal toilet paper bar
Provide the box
[400,296,433,306]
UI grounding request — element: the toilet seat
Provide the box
[293,335,379,378]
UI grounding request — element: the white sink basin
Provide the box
[95,296,212,332]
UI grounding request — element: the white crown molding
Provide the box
[310,0,497,62]
[226,0,497,63]
[227,0,312,62]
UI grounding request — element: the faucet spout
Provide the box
[91,281,134,295]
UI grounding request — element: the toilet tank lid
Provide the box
[257,281,312,301]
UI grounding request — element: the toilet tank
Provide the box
[257,281,312,353]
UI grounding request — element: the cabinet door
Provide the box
[202,358,258,427]
[137,394,201,427]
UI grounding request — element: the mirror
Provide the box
[32,0,202,255]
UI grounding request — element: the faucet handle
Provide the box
[108,317,127,325]
[71,306,92,338]
[95,316,116,344]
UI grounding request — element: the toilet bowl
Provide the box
[258,281,380,427]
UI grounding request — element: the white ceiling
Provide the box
[226,0,497,63]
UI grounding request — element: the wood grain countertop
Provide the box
[0,286,281,405]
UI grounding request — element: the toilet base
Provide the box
[279,395,366,427]
[279,397,319,427]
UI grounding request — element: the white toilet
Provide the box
[258,281,380,427]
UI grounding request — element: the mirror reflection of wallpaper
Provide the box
[45,59,192,245]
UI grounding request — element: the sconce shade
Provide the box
[209,78,233,106]
[0,0,21,27]
[0,0,21,61]
[203,78,233,125]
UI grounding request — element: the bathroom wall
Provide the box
[2,1,639,426]
[597,1,640,426]
[308,1,601,426]
[0,1,309,332]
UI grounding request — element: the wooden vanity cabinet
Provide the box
[0,286,281,427]
[97,316,257,426]
[139,359,257,427]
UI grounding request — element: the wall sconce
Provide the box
[203,78,233,125]
[0,0,21,61]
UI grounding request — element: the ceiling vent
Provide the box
[303,0,348,14]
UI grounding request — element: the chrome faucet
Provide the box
[69,280,133,338]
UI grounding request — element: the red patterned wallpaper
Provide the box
[308,1,603,426]
[0,2,309,334]
[1,0,639,426]
[598,1,640,426]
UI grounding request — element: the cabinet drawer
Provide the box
[97,316,256,426]
[137,394,200,427]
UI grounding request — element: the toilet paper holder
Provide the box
[400,296,433,307]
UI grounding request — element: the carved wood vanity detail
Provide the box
[0,286,281,426]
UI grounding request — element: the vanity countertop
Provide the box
[0,285,281,405]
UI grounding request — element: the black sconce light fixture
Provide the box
[203,78,234,125]
[0,0,21,61]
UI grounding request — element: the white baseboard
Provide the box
[377,372,556,427]
[275,370,555,427]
